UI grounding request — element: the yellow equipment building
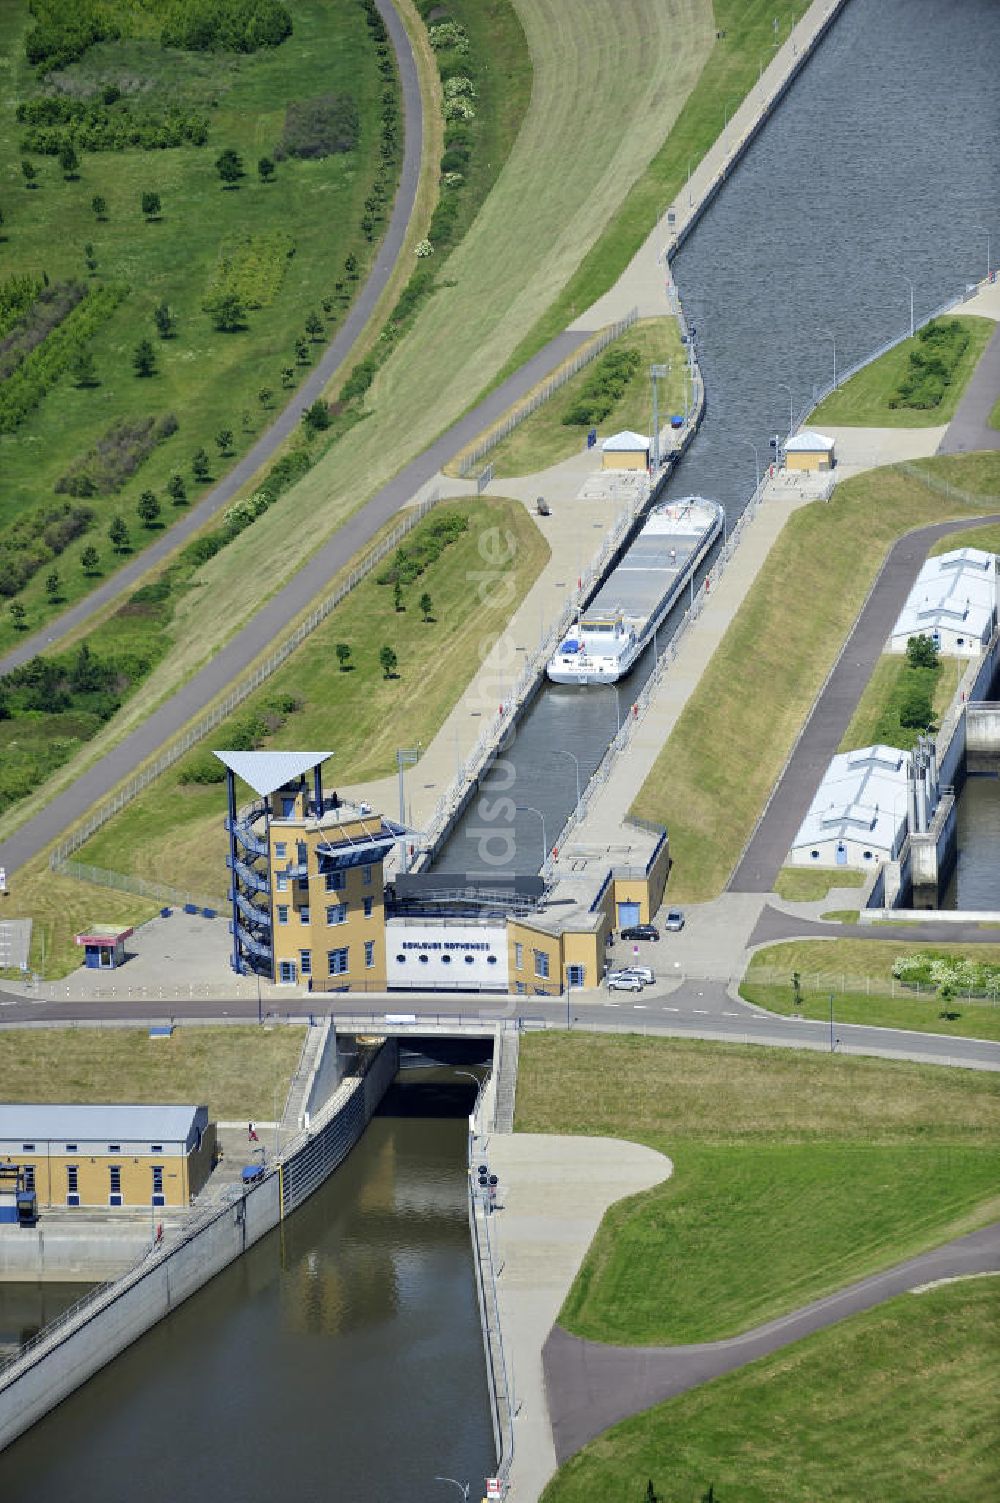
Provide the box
[784,429,836,471]
[601,430,650,471]
[0,1104,214,1210]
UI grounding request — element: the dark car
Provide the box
[620,923,659,942]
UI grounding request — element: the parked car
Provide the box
[663,909,686,932]
[606,971,644,992]
[619,965,655,985]
[620,923,659,942]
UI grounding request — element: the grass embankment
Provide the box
[541,1279,1000,1503]
[0,1025,304,1121]
[991,392,1000,430]
[74,497,547,897]
[515,1034,1000,1346]
[503,0,808,371]
[0,0,395,654]
[773,867,865,902]
[743,939,1000,1042]
[450,318,688,479]
[839,652,964,752]
[630,452,1000,903]
[811,316,994,429]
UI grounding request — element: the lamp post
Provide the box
[829,991,835,1054]
[818,327,837,391]
[516,804,548,870]
[723,96,738,152]
[974,225,992,283]
[903,274,915,338]
[555,749,582,807]
[738,437,761,493]
[396,746,421,872]
[777,381,794,441]
[686,155,694,206]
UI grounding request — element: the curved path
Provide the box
[542,1220,1000,1463]
[729,511,1000,893]
[0,0,423,681]
[938,320,1000,455]
[748,900,1000,948]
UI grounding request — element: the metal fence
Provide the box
[745,965,1000,1005]
[55,859,226,913]
[50,491,442,873]
[455,309,639,478]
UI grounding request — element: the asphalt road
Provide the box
[749,900,1000,947]
[0,0,424,682]
[729,511,1000,892]
[542,1220,1000,1462]
[938,319,1000,455]
[2,981,998,1070]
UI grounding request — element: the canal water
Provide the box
[433,0,1000,880]
[0,1283,89,1365]
[941,775,1000,910]
[0,1073,494,1503]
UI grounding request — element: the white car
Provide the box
[619,965,654,985]
[607,971,644,992]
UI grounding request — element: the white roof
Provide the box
[791,745,911,857]
[890,549,996,644]
[602,430,649,452]
[213,750,332,798]
[786,429,835,452]
[0,1104,206,1144]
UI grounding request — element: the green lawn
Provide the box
[743,938,1000,1042]
[73,496,548,903]
[811,316,994,428]
[630,451,1000,903]
[540,1279,1000,1503]
[464,318,688,480]
[773,867,865,902]
[516,1034,1000,1345]
[991,392,1000,429]
[0,1025,304,1121]
[839,652,964,752]
[0,0,396,655]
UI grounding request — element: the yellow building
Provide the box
[785,429,835,471]
[0,1105,214,1210]
[601,430,650,471]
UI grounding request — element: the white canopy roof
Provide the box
[786,429,835,452]
[213,750,332,798]
[602,430,650,452]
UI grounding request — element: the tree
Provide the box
[302,398,330,434]
[379,644,398,679]
[258,156,275,183]
[204,290,245,332]
[791,970,802,1011]
[191,447,211,482]
[167,473,187,506]
[906,634,940,670]
[258,386,273,409]
[215,428,233,456]
[21,159,37,189]
[899,682,934,730]
[305,309,323,341]
[70,346,98,387]
[345,252,358,279]
[140,190,161,220]
[83,241,97,275]
[280,366,295,387]
[91,193,107,220]
[45,569,60,601]
[137,490,161,528]
[419,591,433,622]
[0,208,5,242]
[215,148,244,187]
[294,335,309,364]
[70,642,102,694]
[645,1483,658,1503]
[108,515,129,553]
[335,642,352,672]
[393,580,404,613]
[59,141,79,180]
[9,601,26,630]
[81,545,100,575]
[133,337,157,377]
[153,301,175,339]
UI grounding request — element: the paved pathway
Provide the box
[748,900,1000,950]
[541,1221,1000,1464]
[938,318,1000,455]
[0,0,424,681]
[729,511,1000,893]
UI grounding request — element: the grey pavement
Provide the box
[0,0,424,682]
[729,511,1000,892]
[938,318,1000,455]
[542,1221,1000,1463]
[748,900,1000,949]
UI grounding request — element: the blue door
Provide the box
[617,902,641,928]
[835,842,847,866]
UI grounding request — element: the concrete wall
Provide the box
[0,1222,151,1283]
[0,1041,399,1452]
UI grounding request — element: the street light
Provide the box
[818,327,837,391]
[974,225,992,283]
[903,274,915,338]
[723,95,738,151]
[515,804,548,870]
[396,746,421,872]
[736,437,761,493]
[434,1478,470,1501]
[777,381,794,441]
[555,749,582,807]
[686,155,694,206]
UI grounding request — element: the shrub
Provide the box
[898,682,934,730]
[428,21,469,54]
[906,634,940,670]
[276,94,359,159]
[562,346,643,427]
[440,146,468,173]
[376,512,468,586]
[55,414,178,497]
[0,501,94,597]
[159,0,292,54]
[0,280,87,381]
